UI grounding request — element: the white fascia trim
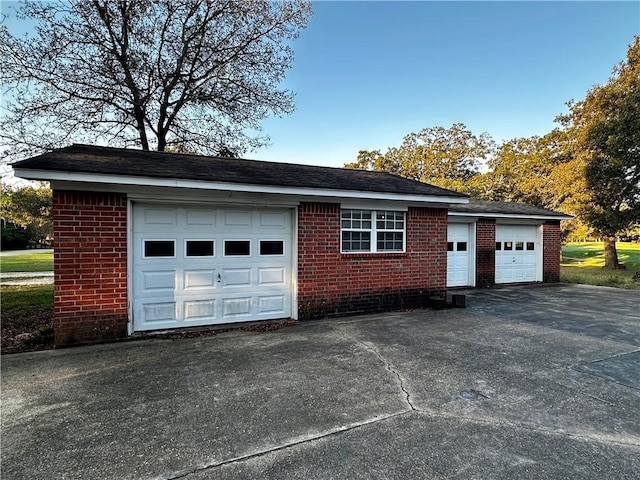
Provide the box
[448,211,571,221]
[341,200,409,211]
[15,168,470,205]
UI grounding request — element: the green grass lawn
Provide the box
[1,284,54,353]
[1,283,54,309]
[0,251,54,273]
[561,241,640,290]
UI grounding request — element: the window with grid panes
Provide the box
[341,209,405,253]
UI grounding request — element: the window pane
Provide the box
[342,210,371,230]
[186,240,214,257]
[145,240,175,257]
[504,242,513,250]
[260,240,284,255]
[342,231,370,252]
[377,211,404,230]
[515,242,524,251]
[377,232,403,251]
[495,242,501,250]
[526,242,535,251]
[224,240,250,256]
[447,242,454,252]
[457,242,467,252]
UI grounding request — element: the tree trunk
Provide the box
[603,236,620,269]
[134,106,150,151]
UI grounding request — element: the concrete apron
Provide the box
[1,283,639,479]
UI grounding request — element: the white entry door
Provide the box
[447,223,472,287]
[495,225,539,283]
[132,204,293,332]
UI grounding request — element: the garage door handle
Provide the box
[217,273,221,283]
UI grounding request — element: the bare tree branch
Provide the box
[0,0,311,162]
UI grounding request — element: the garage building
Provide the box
[14,145,570,346]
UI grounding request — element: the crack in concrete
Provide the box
[334,327,416,411]
[163,411,412,479]
[570,349,640,392]
[167,407,638,479]
[165,331,639,478]
[425,408,640,448]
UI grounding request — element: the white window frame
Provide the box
[258,238,286,257]
[341,209,406,253]
[223,239,252,257]
[184,239,216,258]
[142,239,176,259]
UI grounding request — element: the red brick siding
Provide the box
[543,221,562,282]
[53,191,128,345]
[475,218,496,287]
[297,203,447,319]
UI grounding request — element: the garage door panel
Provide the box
[141,270,176,291]
[222,297,252,317]
[183,270,218,289]
[143,208,177,226]
[184,299,216,321]
[224,211,252,227]
[133,204,292,332]
[258,267,286,286]
[259,212,286,228]
[185,209,215,226]
[222,268,252,287]
[258,295,286,314]
[142,302,177,323]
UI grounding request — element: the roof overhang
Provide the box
[16,168,469,206]
[448,210,572,222]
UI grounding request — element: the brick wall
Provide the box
[475,218,496,287]
[543,221,562,282]
[53,190,128,346]
[297,203,447,320]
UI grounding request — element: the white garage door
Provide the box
[132,204,293,332]
[447,223,472,287]
[495,225,539,284]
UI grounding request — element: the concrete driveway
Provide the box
[2,284,639,479]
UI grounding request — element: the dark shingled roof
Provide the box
[450,200,572,218]
[14,144,467,199]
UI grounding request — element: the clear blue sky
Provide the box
[1,1,638,170]
[252,0,640,167]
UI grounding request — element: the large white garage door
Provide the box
[132,204,293,332]
[495,225,539,284]
[447,223,472,287]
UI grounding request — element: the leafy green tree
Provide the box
[345,150,388,172]
[345,123,495,192]
[0,0,311,161]
[562,35,640,268]
[0,183,52,247]
[479,131,572,206]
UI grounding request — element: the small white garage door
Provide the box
[447,223,472,287]
[132,204,293,332]
[495,225,539,284]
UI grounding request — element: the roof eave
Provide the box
[448,210,573,221]
[15,168,469,205]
